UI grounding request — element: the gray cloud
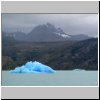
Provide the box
[2,14,98,37]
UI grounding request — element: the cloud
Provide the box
[2,14,98,37]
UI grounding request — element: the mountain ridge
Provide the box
[2,23,92,42]
[2,37,98,70]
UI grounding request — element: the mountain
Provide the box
[25,23,69,42]
[3,31,27,41]
[10,31,26,41]
[2,23,92,42]
[2,38,98,70]
[53,38,98,70]
[69,34,91,41]
[2,32,17,46]
[26,23,91,42]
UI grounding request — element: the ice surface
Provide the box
[10,61,55,73]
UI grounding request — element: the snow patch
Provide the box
[55,32,70,38]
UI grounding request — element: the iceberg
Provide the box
[73,69,86,71]
[10,61,55,73]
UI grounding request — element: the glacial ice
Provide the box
[10,61,55,73]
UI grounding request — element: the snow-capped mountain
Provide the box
[3,23,91,42]
[24,23,70,42]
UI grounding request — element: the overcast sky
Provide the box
[2,14,98,37]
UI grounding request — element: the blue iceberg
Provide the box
[10,61,55,73]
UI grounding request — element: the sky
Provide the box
[2,14,98,37]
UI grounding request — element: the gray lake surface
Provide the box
[2,71,98,86]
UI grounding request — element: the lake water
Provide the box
[2,71,98,86]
